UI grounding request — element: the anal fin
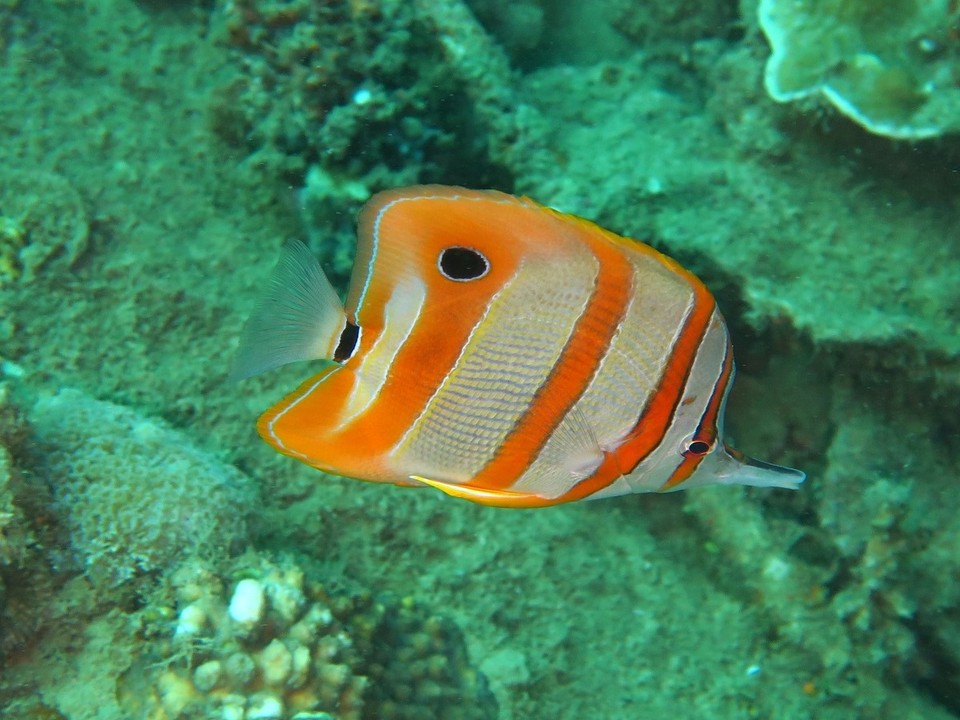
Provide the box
[410,475,555,508]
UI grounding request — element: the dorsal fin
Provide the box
[230,240,347,381]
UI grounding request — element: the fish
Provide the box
[233,185,805,507]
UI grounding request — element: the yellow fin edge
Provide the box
[410,475,557,509]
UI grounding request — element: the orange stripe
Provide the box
[324,196,530,459]
[657,335,733,491]
[469,232,634,491]
[616,293,716,471]
[549,282,717,503]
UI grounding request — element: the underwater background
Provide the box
[1,1,959,718]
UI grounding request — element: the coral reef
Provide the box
[295,166,371,286]
[466,0,739,68]
[814,389,960,715]
[759,0,960,138]
[210,0,516,282]
[0,379,59,660]
[212,0,504,189]
[0,169,88,284]
[119,555,496,720]
[500,33,960,409]
[30,388,259,587]
[0,383,31,570]
[1,0,960,718]
[676,352,960,718]
[611,0,739,48]
[409,0,518,168]
[464,0,545,58]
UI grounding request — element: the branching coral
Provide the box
[122,556,497,720]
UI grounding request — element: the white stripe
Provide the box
[623,309,728,492]
[388,265,521,466]
[341,275,426,427]
[512,285,695,498]
[510,270,631,497]
[263,278,426,461]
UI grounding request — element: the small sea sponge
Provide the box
[759,0,960,138]
[30,388,258,586]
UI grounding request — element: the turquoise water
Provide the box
[1,1,958,719]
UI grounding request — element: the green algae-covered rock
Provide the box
[759,0,960,138]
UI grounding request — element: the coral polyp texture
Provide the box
[0,380,56,659]
[120,557,496,720]
[759,0,960,138]
[30,388,258,586]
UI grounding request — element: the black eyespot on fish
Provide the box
[438,246,489,281]
[334,321,360,363]
[687,440,711,455]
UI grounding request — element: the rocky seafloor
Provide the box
[1,1,959,719]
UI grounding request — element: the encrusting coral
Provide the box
[759,0,960,138]
[30,388,259,587]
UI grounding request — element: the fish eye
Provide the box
[438,246,489,281]
[334,321,361,363]
[685,439,712,456]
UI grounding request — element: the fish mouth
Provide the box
[724,445,806,490]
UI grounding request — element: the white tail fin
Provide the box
[230,240,347,381]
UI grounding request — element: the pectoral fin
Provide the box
[231,240,347,381]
